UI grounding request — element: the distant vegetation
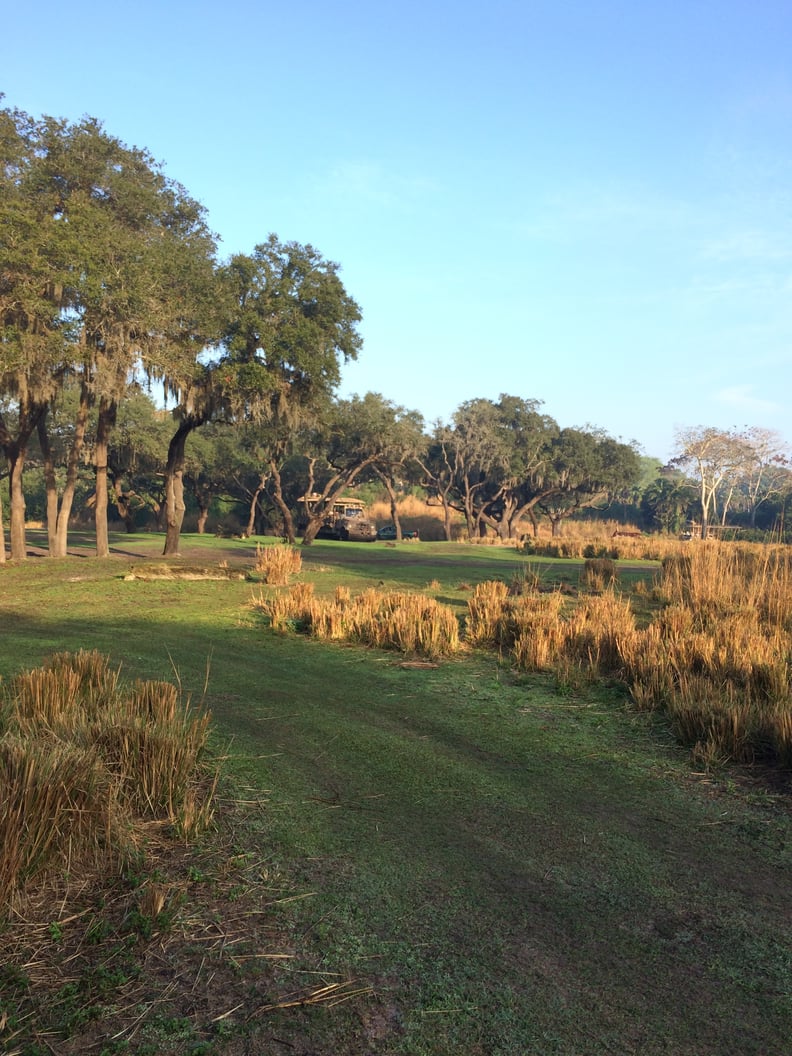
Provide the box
[2,102,790,565]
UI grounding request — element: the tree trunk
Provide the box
[112,476,138,532]
[38,419,60,555]
[374,468,402,540]
[8,448,28,560]
[269,461,295,543]
[95,400,117,558]
[163,419,199,556]
[527,508,539,539]
[245,477,266,538]
[196,504,209,534]
[0,485,5,564]
[38,390,91,558]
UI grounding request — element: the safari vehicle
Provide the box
[298,497,377,541]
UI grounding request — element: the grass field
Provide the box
[1,532,791,1055]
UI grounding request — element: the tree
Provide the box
[297,395,407,545]
[537,428,642,537]
[734,427,790,528]
[360,396,425,540]
[0,105,71,559]
[103,387,171,532]
[671,427,747,538]
[133,192,222,557]
[476,395,559,540]
[0,103,221,559]
[640,469,694,534]
[447,398,511,539]
[181,235,364,551]
[418,427,460,541]
[418,396,558,541]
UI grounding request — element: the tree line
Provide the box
[1,102,790,559]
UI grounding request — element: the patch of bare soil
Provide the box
[123,564,247,581]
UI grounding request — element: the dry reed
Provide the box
[255,543,302,585]
[0,651,216,915]
[619,543,792,764]
[255,584,461,658]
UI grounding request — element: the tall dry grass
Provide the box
[468,541,792,767]
[255,584,461,658]
[255,543,302,585]
[0,651,215,914]
[253,536,792,770]
[618,544,792,766]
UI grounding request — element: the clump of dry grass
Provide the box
[465,546,792,770]
[511,597,569,670]
[563,591,637,677]
[0,651,215,915]
[255,585,461,658]
[465,580,511,647]
[580,557,618,592]
[255,543,302,585]
[619,544,792,765]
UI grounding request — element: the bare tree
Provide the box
[736,427,790,527]
[671,427,747,538]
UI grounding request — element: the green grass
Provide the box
[1,533,790,1055]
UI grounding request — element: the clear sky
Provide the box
[3,0,791,461]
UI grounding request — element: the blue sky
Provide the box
[4,0,791,460]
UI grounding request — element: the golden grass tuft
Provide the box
[255,584,461,658]
[0,653,216,915]
[618,544,792,764]
[580,557,619,592]
[255,543,302,585]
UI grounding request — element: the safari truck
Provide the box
[298,496,377,542]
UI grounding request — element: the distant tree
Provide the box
[537,428,642,537]
[104,387,171,532]
[182,424,255,534]
[297,395,407,545]
[418,395,558,541]
[418,425,464,541]
[734,427,790,528]
[671,426,747,538]
[476,395,559,540]
[640,469,694,534]
[190,236,363,550]
[359,395,425,540]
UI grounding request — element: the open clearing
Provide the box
[1,533,791,1055]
